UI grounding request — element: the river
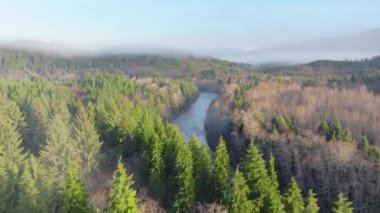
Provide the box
[172,92,218,143]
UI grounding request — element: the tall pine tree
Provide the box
[149,133,165,191]
[107,160,138,213]
[15,158,49,213]
[40,114,76,187]
[197,143,213,202]
[174,143,195,213]
[189,135,202,199]
[266,154,284,213]
[304,189,319,213]
[212,137,231,205]
[282,177,304,213]
[229,167,254,213]
[63,163,91,213]
[0,99,26,212]
[332,193,353,213]
[241,142,269,211]
[71,107,102,175]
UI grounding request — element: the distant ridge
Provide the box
[243,28,380,64]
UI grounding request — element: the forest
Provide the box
[206,76,380,212]
[0,49,254,80]
[1,49,379,213]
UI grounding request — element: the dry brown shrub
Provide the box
[243,81,380,144]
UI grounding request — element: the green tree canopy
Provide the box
[72,107,102,175]
[229,167,255,213]
[304,189,319,213]
[332,193,353,213]
[63,163,91,213]
[107,160,138,213]
[241,142,270,210]
[174,143,195,213]
[282,177,304,213]
[212,137,231,205]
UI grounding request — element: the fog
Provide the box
[1,28,380,65]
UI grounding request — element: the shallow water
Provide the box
[172,92,218,143]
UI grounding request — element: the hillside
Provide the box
[244,28,380,64]
[0,48,255,80]
[262,56,380,76]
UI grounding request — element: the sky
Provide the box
[0,0,379,54]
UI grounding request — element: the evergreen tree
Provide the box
[304,189,319,213]
[212,137,231,205]
[15,160,48,213]
[135,109,155,152]
[149,134,164,189]
[163,125,185,195]
[189,135,202,199]
[332,193,353,213]
[28,97,50,153]
[107,160,138,213]
[318,121,330,136]
[241,142,269,210]
[358,136,370,154]
[72,107,102,175]
[0,99,26,212]
[197,143,213,202]
[266,155,285,213]
[230,167,254,213]
[268,155,279,190]
[63,163,91,213]
[282,177,304,213]
[174,143,195,213]
[40,114,76,187]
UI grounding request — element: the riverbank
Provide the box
[172,92,218,143]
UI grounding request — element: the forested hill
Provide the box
[0,48,255,79]
[263,56,380,76]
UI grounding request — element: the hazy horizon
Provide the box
[1,0,380,64]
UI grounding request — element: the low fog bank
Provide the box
[1,28,380,65]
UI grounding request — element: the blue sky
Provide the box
[0,0,379,51]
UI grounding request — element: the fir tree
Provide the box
[229,167,254,213]
[332,193,353,213]
[63,163,91,213]
[174,143,195,213]
[72,107,102,175]
[15,160,48,213]
[318,121,330,136]
[189,135,202,199]
[197,143,213,202]
[241,142,269,210]
[40,114,76,187]
[268,155,279,190]
[149,133,165,189]
[107,160,138,213]
[359,136,370,154]
[304,189,319,213]
[266,155,285,213]
[0,99,26,212]
[212,137,231,205]
[282,177,304,213]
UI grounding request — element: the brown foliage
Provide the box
[242,81,380,144]
[259,136,380,212]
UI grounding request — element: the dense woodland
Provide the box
[0,49,254,80]
[2,48,380,212]
[262,56,380,93]
[207,77,380,212]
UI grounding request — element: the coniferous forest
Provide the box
[2,1,380,212]
[0,53,365,212]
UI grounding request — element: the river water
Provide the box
[172,92,218,143]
